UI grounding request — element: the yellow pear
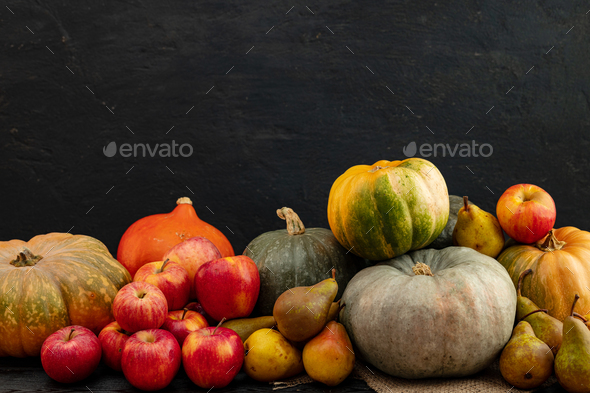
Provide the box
[303,321,355,386]
[243,328,304,382]
[452,196,504,258]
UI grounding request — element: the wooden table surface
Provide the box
[0,357,567,393]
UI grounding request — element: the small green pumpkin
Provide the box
[244,207,363,316]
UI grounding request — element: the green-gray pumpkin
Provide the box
[430,195,473,249]
[244,207,364,316]
[340,247,516,379]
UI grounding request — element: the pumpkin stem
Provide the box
[176,197,193,205]
[9,248,43,267]
[412,262,434,276]
[519,309,549,321]
[159,259,169,273]
[573,312,588,323]
[517,269,533,297]
[368,166,385,173]
[536,230,566,252]
[463,196,469,212]
[570,294,580,317]
[181,308,189,320]
[212,317,226,335]
[276,207,305,235]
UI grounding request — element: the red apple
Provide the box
[41,325,102,383]
[182,322,244,388]
[122,329,181,391]
[163,236,222,298]
[133,259,191,310]
[113,281,168,333]
[98,321,131,371]
[195,256,260,321]
[496,184,556,244]
[185,301,217,326]
[162,308,209,347]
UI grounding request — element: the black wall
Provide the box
[2,1,589,256]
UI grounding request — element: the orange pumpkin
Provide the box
[117,197,234,276]
[498,227,590,321]
[0,233,131,357]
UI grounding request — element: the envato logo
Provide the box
[103,141,193,158]
[402,141,493,158]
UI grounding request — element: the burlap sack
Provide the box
[272,358,558,392]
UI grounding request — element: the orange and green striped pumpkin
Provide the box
[327,158,449,261]
[0,233,131,357]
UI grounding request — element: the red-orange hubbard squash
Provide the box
[117,197,234,276]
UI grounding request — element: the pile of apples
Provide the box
[40,236,260,390]
[39,234,356,390]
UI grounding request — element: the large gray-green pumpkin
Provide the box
[430,195,473,249]
[340,247,516,379]
[244,207,363,316]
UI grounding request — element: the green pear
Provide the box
[516,269,563,356]
[452,196,504,258]
[555,294,590,393]
[499,321,554,389]
[273,269,338,342]
[221,316,276,342]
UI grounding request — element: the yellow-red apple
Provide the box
[182,323,244,388]
[122,329,181,391]
[162,308,209,347]
[133,259,191,310]
[113,281,168,333]
[496,184,556,244]
[98,321,131,371]
[41,325,102,383]
[163,236,222,298]
[195,256,260,321]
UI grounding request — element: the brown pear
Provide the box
[273,269,338,342]
[499,321,554,389]
[516,269,563,356]
[303,321,355,386]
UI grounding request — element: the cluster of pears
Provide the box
[241,270,355,386]
[452,196,505,258]
[500,269,590,392]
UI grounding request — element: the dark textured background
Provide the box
[2,1,589,256]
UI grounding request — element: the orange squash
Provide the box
[117,197,234,276]
[0,233,131,357]
[498,227,590,321]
